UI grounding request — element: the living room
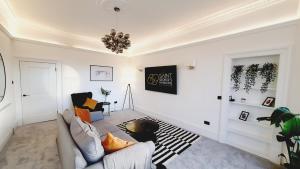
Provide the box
[0,0,300,169]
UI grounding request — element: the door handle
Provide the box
[22,94,30,97]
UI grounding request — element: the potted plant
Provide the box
[244,64,259,93]
[259,63,278,93]
[257,107,300,169]
[231,65,244,91]
[101,87,111,102]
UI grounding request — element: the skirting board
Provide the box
[135,106,218,141]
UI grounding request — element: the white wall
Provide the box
[287,20,300,113]
[13,40,132,125]
[0,28,16,151]
[131,22,297,140]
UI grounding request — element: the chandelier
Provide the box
[102,7,131,54]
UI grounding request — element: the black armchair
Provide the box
[71,92,104,112]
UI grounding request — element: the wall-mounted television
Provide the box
[145,65,177,94]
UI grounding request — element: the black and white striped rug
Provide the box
[117,116,200,166]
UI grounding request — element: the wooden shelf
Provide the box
[228,118,271,129]
[230,101,275,110]
[227,127,273,143]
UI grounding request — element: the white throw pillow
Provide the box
[70,117,104,164]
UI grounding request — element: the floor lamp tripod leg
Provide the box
[122,84,129,110]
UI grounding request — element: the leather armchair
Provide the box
[71,92,104,112]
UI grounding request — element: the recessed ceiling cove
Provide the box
[2,0,300,56]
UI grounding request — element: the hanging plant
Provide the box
[231,65,244,91]
[259,63,278,93]
[244,64,259,93]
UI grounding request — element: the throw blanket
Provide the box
[103,141,155,169]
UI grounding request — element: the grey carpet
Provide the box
[166,137,282,169]
[0,120,61,169]
[0,110,281,169]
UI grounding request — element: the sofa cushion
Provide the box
[101,132,135,153]
[74,148,88,169]
[70,117,105,164]
[62,109,75,125]
[90,111,104,122]
[75,107,92,123]
[92,120,120,136]
[57,114,88,169]
[101,130,137,143]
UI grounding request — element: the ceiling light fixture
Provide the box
[102,7,131,54]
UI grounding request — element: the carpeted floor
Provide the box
[0,120,61,169]
[0,110,282,169]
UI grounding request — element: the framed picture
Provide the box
[90,65,113,81]
[145,65,177,94]
[239,111,249,121]
[262,97,275,107]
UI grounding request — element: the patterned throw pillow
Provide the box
[75,107,91,123]
[102,132,135,153]
[83,98,97,110]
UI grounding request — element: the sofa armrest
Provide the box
[103,141,155,169]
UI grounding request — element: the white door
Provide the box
[20,61,57,125]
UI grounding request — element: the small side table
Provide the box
[102,102,111,116]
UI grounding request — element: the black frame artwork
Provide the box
[262,97,275,107]
[145,65,177,94]
[90,65,113,81]
[239,111,250,121]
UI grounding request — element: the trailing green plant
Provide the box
[244,64,259,93]
[231,65,244,91]
[257,107,300,169]
[259,63,278,93]
[101,87,111,102]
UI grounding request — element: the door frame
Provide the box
[15,58,62,126]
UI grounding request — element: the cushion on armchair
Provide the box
[83,98,98,110]
[71,92,104,112]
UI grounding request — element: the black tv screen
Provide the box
[145,65,177,94]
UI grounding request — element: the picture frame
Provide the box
[262,97,275,107]
[90,65,113,81]
[239,111,249,121]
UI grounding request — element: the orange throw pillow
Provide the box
[74,107,91,123]
[102,132,135,153]
[83,98,97,110]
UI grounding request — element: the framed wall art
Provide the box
[239,111,250,121]
[90,65,113,81]
[262,97,275,107]
[145,65,177,94]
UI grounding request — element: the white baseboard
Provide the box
[0,128,13,152]
[135,106,218,141]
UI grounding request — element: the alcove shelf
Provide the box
[220,49,289,164]
[230,101,275,110]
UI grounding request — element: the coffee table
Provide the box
[126,119,159,143]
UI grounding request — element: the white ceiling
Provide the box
[1,0,300,56]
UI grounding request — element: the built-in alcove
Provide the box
[220,49,290,164]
